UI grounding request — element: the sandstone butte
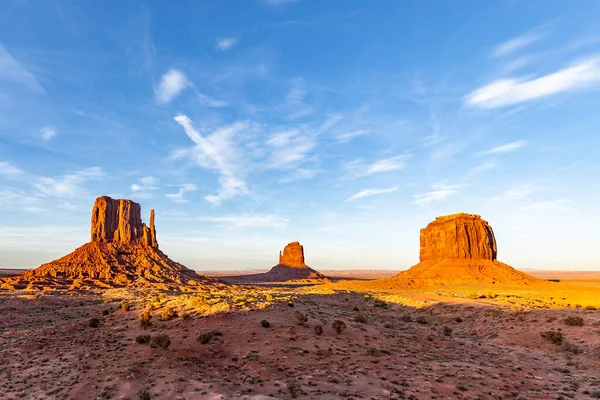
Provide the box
[220,241,329,283]
[392,213,542,287]
[0,196,215,290]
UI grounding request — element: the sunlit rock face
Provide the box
[91,196,157,248]
[419,213,497,262]
[389,213,541,287]
[14,196,211,288]
[278,241,307,268]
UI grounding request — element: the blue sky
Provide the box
[1,1,600,271]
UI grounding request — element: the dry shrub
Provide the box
[354,313,368,324]
[294,311,308,325]
[88,318,100,328]
[121,301,130,312]
[287,378,301,398]
[442,326,452,336]
[313,324,323,335]
[149,334,171,349]
[139,311,152,329]
[541,330,564,345]
[561,341,581,354]
[197,330,222,344]
[564,316,584,326]
[332,320,346,334]
[135,335,151,344]
[161,307,177,321]
[260,319,270,328]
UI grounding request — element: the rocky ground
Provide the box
[1,288,600,400]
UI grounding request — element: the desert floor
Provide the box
[1,280,600,400]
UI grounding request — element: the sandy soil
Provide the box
[2,285,600,400]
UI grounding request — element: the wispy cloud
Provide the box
[200,214,288,229]
[266,129,316,169]
[130,176,158,199]
[0,44,44,93]
[198,93,228,108]
[520,198,571,211]
[466,57,600,108]
[40,126,56,141]
[0,161,23,178]
[499,184,536,201]
[335,130,370,142]
[173,114,249,205]
[345,187,397,202]
[216,38,238,51]
[476,140,526,156]
[285,77,312,119]
[345,155,409,178]
[414,184,460,205]
[493,31,545,57]
[34,167,105,198]
[155,69,189,104]
[166,183,198,203]
[264,0,297,5]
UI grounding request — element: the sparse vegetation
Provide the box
[139,311,152,329]
[374,299,387,308]
[138,387,151,400]
[564,316,584,326]
[121,300,130,312]
[288,301,294,307]
[560,341,581,354]
[287,378,301,398]
[354,313,368,323]
[198,329,222,344]
[332,319,346,334]
[260,319,270,328]
[541,330,564,345]
[416,316,427,325]
[135,335,151,344]
[294,311,308,325]
[400,314,412,322]
[149,334,171,349]
[314,324,323,335]
[442,326,452,336]
[88,318,100,328]
[161,307,177,321]
[365,347,381,356]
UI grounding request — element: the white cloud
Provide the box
[216,38,238,51]
[173,114,249,205]
[335,130,371,142]
[345,187,397,202]
[34,167,105,198]
[40,126,56,141]
[130,176,158,198]
[0,44,44,93]
[140,176,158,186]
[266,129,316,169]
[493,31,545,57]
[476,141,526,156]
[155,69,189,104]
[345,155,409,178]
[198,93,228,108]
[278,168,320,183]
[414,184,460,205]
[166,183,198,203]
[520,199,571,211]
[466,57,600,108]
[500,184,536,201]
[200,214,288,229]
[0,161,23,178]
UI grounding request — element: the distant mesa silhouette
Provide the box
[220,241,328,284]
[392,213,541,287]
[0,196,216,290]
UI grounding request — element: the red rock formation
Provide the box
[278,241,306,268]
[220,241,328,284]
[419,213,497,261]
[391,213,541,287]
[2,196,215,290]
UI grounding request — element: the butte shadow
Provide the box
[0,196,218,291]
[219,241,329,286]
